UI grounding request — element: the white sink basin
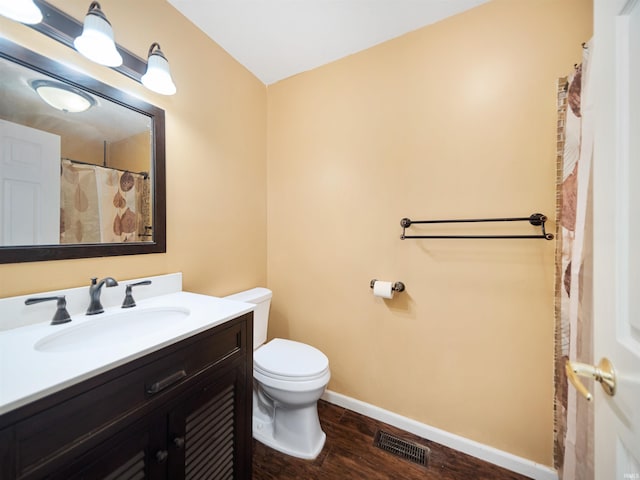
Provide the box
[34,307,190,353]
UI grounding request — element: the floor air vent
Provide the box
[373,430,430,467]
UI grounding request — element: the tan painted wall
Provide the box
[0,0,267,297]
[110,131,151,174]
[267,0,592,465]
[61,135,104,166]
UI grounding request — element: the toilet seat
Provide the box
[254,338,330,391]
[255,338,328,378]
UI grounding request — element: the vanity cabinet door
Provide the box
[48,416,164,480]
[167,366,251,480]
[0,427,14,479]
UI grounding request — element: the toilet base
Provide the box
[252,404,326,460]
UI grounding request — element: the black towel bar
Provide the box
[400,213,554,240]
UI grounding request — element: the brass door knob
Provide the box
[565,357,616,401]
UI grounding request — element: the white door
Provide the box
[593,0,640,478]
[0,119,61,246]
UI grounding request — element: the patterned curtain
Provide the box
[554,40,594,480]
[60,159,151,243]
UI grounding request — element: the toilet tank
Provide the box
[224,287,272,349]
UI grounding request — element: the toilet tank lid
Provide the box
[224,287,272,304]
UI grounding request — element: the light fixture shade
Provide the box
[73,1,122,67]
[0,0,43,24]
[141,43,176,96]
[31,80,96,113]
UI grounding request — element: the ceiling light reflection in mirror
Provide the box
[31,80,96,113]
[0,57,151,157]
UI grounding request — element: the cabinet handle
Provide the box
[146,370,187,395]
[173,436,185,449]
[155,450,169,463]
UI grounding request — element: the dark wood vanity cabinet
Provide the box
[0,313,253,480]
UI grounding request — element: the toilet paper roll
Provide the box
[372,280,394,299]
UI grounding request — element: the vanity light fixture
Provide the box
[31,80,97,113]
[141,43,177,96]
[73,1,123,67]
[0,0,43,24]
[21,1,178,93]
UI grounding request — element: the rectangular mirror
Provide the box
[0,37,166,263]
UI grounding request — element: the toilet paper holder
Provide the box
[370,280,405,293]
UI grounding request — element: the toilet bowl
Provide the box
[224,288,330,460]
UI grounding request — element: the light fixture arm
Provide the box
[86,2,108,22]
[148,42,165,59]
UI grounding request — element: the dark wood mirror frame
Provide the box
[0,37,166,264]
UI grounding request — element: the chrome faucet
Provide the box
[86,277,118,315]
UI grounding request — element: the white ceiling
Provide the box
[167,0,491,85]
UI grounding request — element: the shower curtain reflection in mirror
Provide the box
[60,159,151,244]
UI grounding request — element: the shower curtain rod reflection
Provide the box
[62,157,149,179]
[399,213,554,240]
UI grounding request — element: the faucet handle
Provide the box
[25,296,72,325]
[122,280,152,308]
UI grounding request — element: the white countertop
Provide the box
[0,291,254,415]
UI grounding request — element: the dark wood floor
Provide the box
[252,400,532,480]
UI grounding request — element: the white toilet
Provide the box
[225,287,330,460]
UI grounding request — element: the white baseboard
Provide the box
[321,390,558,480]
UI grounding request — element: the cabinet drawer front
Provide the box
[14,317,247,479]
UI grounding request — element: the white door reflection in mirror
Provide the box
[0,119,60,246]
